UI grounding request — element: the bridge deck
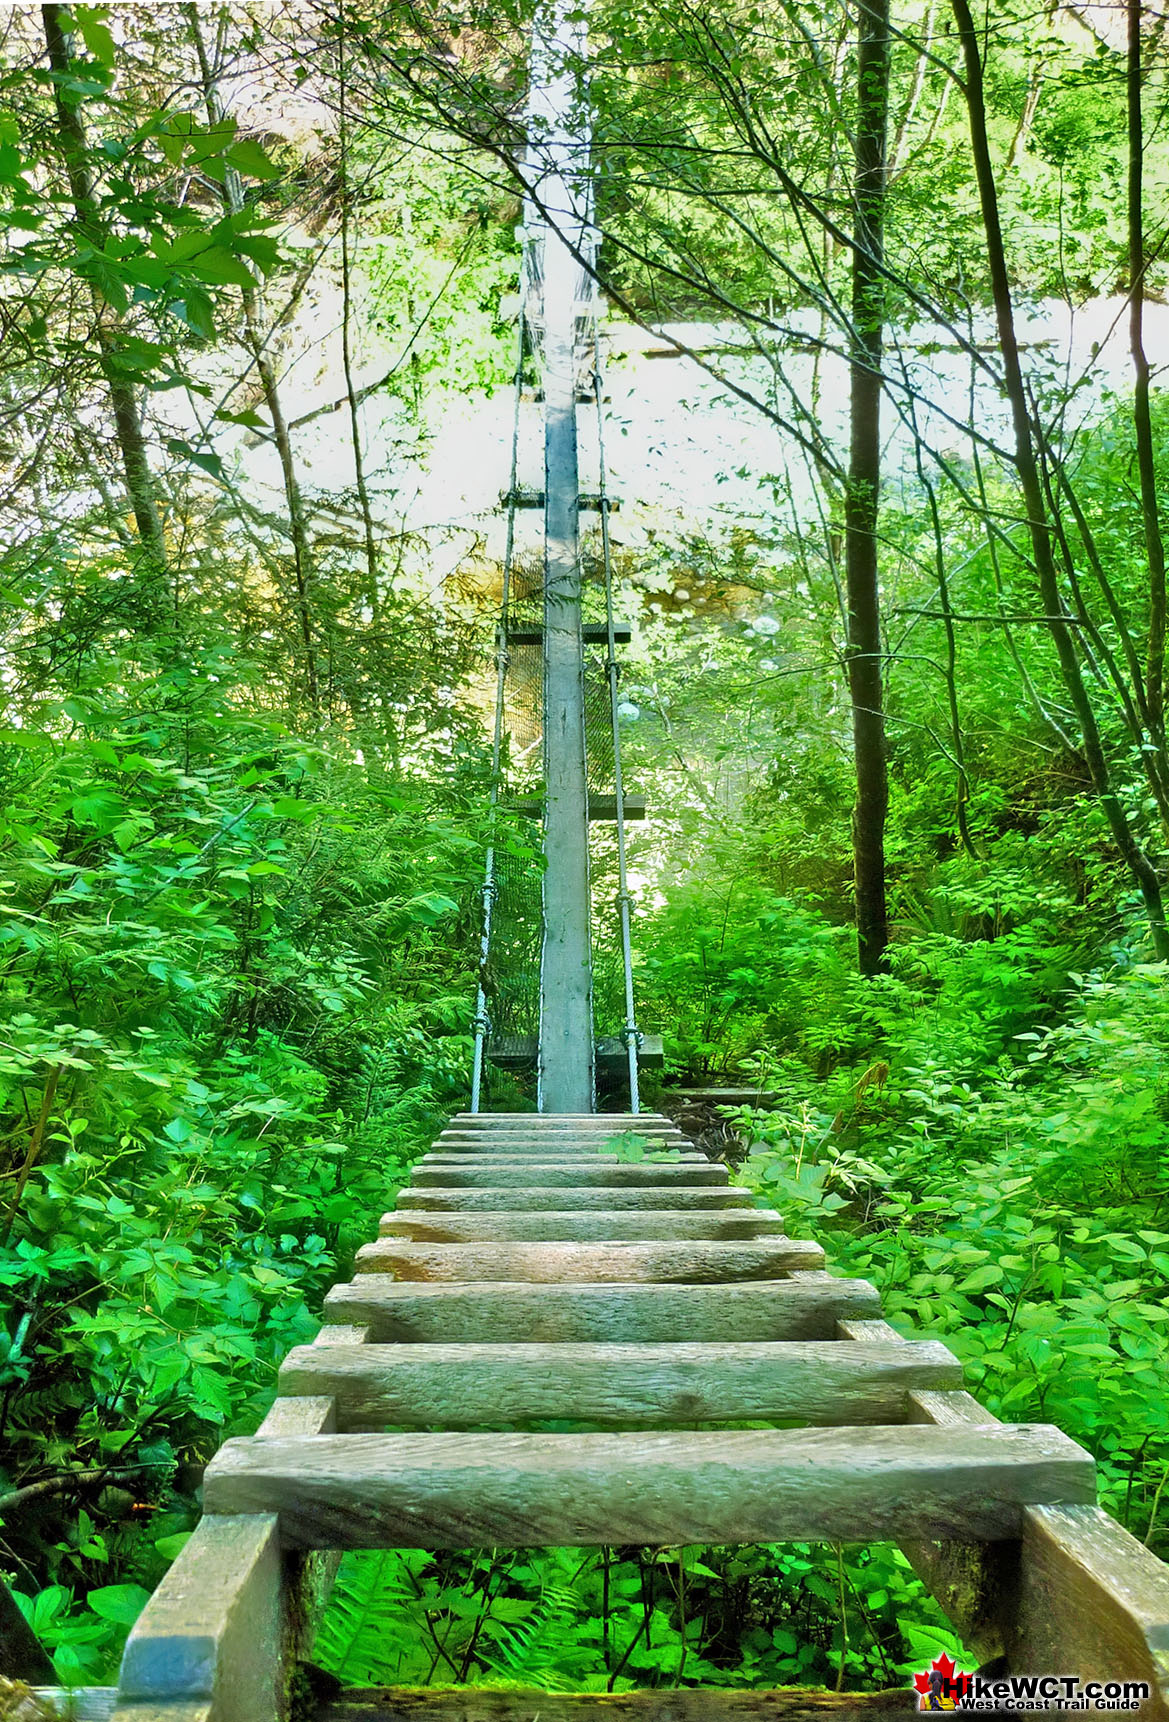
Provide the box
[104,1114,1169,1722]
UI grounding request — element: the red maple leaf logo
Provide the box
[914,1651,965,1707]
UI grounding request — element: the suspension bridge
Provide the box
[19,10,1169,1720]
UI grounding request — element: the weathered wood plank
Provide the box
[433,1134,688,1150]
[115,1514,284,1721]
[1010,1505,1169,1716]
[840,1322,1017,1661]
[353,1237,825,1282]
[411,1163,729,1189]
[395,1186,754,1211]
[203,1423,1095,1549]
[277,1338,962,1428]
[322,1276,884,1343]
[448,1114,669,1126]
[419,1150,706,1164]
[110,1705,210,1722]
[317,1685,914,1720]
[116,1398,336,1722]
[907,1387,1169,1711]
[36,1693,118,1722]
[256,1396,336,1438]
[436,1126,688,1141]
[377,1209,785,1243]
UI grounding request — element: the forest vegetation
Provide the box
[0,0,1167,1699]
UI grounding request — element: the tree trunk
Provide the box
[187,3,320,712]
[952,0,1169,958]
[1128,0,1167,744]
[42,3,168,586]
[338,14,380,605]
[845,0,892,976]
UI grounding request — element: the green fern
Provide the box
[478,1580,591,1689]
[313,1550,434,1685]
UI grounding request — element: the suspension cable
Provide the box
[470,315,527,1113]
[592,341,642,1114]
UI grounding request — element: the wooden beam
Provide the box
[376,1208,786,1242]
[317,1686,914,1720]
[394,1185,755,1210]
[322,1275,885,1344]
[418,1155,710,1170]
[499,489,621,511]
[111,1705,209,1722]
[115,1513,286,1721]
[115,1358,352,1719]
[37,1694,118,1722]
[447,1114,662,1126]
[408,1163,730,1188]
[431,1131,687,1149]
[1010,1505,1169,1717]
[507,796,648,823]
[277,1338,962,1429]
[352,1236,826,1281]
[203,1422,1094,1550]
[507,623,633,645]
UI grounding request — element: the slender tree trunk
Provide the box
[890,0,936,173]
[338,13,379,604]
[916,440,977,856]
[42,4,168,585]
[1129,0,1167,743]
[187,4,320,712]
[845,0,892,975]
[952,0,1169,957]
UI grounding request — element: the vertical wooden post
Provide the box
[532,9,593,1114]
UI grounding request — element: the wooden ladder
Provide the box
[109,1115,1169,1722]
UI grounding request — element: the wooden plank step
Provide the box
[395,1185,755,1210]
[439,1115,683,1127]
[410,1162,729,1188]
[447,1114,671,1127]
[421,1150,695,1163]
[318,1684,913,1719]
[417,1155,709,1170]
[203,1423,1095,1548]
[277,1338,962,1429]
[442,1132,676,1143]
[427,1136,689,1152]
[323,1275,885,1342]
[377,1208,786,1243]
[437,1115,685,1129]
[423,1143,692,1157]
[353,1237,825,1281]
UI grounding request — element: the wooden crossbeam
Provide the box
[352,1236,827,1281]
[394,1184,756,1209]
[277,1338,962,1429]
[408,1161,730,1186]
[317,1688,914,1720]
[204,1423,1093,1549]
[507,623,633,645]
[499,488,621,511]
[376,1207,787,1242]
[322,1275,885,1344]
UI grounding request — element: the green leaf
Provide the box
[87,1584,151,1626]
[215,407,268,429]
[225,138,282,181]
[76,11,116,68]
[166,438,223,479]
